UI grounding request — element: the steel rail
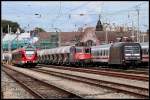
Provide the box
[2,68,45,99]
[38,64,149,81]
[31,67,149,98]
[2,66,81,99]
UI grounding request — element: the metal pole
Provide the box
[105,27,108,44]
[142,34,144,42]
[17,33,18,49]
[8,28,11,64]
[136,7,140,42]
[132,21,134,41]
[8,24,9,34]
[58,29,61,47]
[1,27,3,63]
[10,27,11,34]
[55,28,61,47]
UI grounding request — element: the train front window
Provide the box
[25,51,35,57]
[76,48,82,53]
[85,48,91,53]
[124,46,140,54]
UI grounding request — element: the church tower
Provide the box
[96,15,103,31]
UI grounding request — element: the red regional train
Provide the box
[37,46,92,67]
[12,45,38,67]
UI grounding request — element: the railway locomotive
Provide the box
[140,42,149,66]
[37,46,92,66]
[11,45,38,67]
[91,42,142,68]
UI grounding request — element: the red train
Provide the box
[12,45,38,67]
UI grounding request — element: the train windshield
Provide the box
[25,50,35,57]
[84,48,91,53]
[124,45,140,54]
[76,48,82,52]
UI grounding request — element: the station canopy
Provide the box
[2,33,39,50]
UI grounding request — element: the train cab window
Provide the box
[143,49,149,55]
[85,48,91,53]
[25,50,34,57]
[124,46,140,54]
[76,48,82,53]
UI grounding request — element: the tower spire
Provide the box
[96,15,103,31]
[99,14,101,20]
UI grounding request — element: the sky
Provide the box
[2,1,149,32]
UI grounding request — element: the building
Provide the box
[36,18,149,47]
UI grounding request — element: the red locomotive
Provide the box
[12,45,38,67]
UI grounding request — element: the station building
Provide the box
[36,19,149,47]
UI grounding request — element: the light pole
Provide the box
[49,28,61,47]
[141,33,147,42]
[105,23,109,44]
[54,28,61,47]
[1,27,3,63]
[136,6,140,42]
[131,20,135,42]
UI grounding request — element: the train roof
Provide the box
[91,43,112,50]
[91,42,142,50]
[37,45,75,55]
[12,44,36,53]
[37,45,89,55]
[110,42,141,48]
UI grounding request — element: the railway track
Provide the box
[87,67,149,75]
[2,64,149,98]
[2,66,81,99]
[31,66,149,98]
[38,64,149,82]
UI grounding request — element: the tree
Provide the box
[1,20,24,33]
[35,27,46,32]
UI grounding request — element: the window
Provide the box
[124,46,140,54]
[100,50,102,56]
[25,50,34,57]
[102,50,103,56]
[85,48,91,53]
[105,50,108,56]
[76,48,82,52]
